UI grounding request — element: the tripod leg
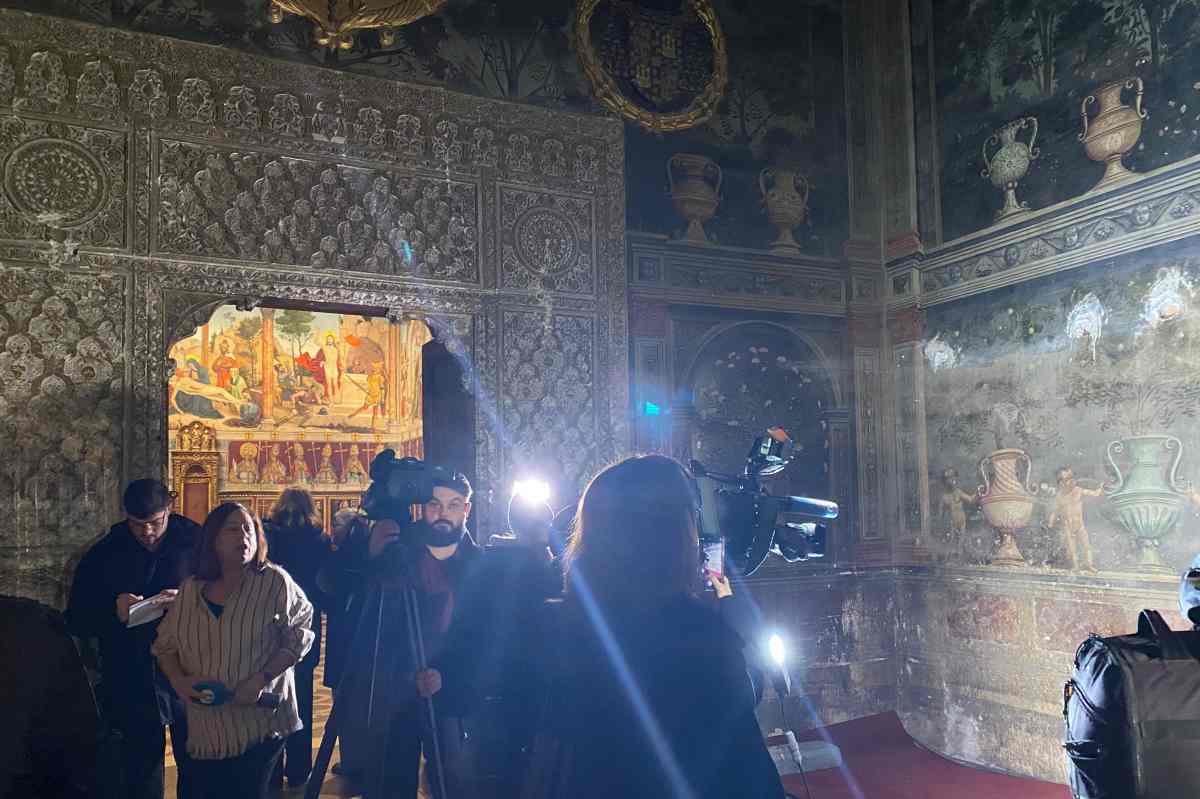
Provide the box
[303,700,339,799]
[305,586,388,799]
[404,585,448,799]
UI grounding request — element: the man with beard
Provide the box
[66,479,199,799]
[350,468,482,799]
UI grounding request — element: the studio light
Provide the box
[768,633,787,668]
[512,479,551,505]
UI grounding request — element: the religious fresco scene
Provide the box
[167,305,428,520]
[934,0,1200,240]
[8,0,848,255]
[923,237,1200,573]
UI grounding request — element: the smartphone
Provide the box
[703,539,725,582]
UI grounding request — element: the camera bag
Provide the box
[1063,610,1200,798]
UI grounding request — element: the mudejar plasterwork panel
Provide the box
[0,117,127,248]
[499,184,595,295]
[0,9,627,608]
[0,263,127,606]
[155,140,480,281]
[500,308,598,489]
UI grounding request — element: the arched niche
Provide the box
[677,320,841,505]
[144,278,483,528]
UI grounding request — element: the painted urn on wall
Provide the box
[667,153,721,244]
[981,116,1039,221]
[759,167,810,254]
[1079,77,1148,192]
[978,448,1038,566]
[1104,435,1187,572]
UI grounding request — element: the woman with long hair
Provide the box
[528,454,785,799]
[152,503,314,799]
[263,487,330,789]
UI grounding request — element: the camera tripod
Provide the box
[304,552,448,799]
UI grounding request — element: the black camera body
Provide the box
[691,428,838,576]
[361,449,438,523]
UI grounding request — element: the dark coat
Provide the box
[316,516,372,689]
[65,514,199,728]
[0,596,99,799]
[524,595,785,799]
[264,520,330,669]
[331,528,484,722]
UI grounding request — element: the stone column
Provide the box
[259,309,275,426]
[889,306,930,564]
[630,298,670,453]
[387,319,404,432]
[821,407,853,565]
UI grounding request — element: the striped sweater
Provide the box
[152,563,314,759]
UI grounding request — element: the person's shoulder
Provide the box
[261,562,305,595]
[0,595,67,635]
[168,513,201,539]
[78,522,127,561]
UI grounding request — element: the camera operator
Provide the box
[339,467,482,799]
[65,479,200,799]
[524,454,785,799]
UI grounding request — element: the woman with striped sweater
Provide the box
[153,503,314,799]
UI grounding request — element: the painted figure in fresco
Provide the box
[315,443,339,484]
[210,338,239,391]
[938,467,977,562]
[1046,467,1102,572]
[290,441,313,483]
[172,358,239,420]
[346,319,386,374]
[348,361,388,430]
[229,367,248,401]
[295,333,343,404]
[233,443,260,484]
[263,443,288,483]
[343,443,368,485]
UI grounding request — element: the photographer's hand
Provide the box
[415,668,442,699]
[368,518,403,559]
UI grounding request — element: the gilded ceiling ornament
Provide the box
[268,0,447,50]
[572,0,728,133]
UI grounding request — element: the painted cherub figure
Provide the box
[1046,466,1102,572]
[938,467,977,562]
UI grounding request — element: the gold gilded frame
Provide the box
[572,0,729,133]
[171,422,220,523]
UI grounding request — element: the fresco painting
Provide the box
[168,305,429,489]
[934,0,1200,241]
[923,237,1200,573]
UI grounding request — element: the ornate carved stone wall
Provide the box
[0,10,626,606]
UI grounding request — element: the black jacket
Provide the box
[525,595,785,799]
[65,514,199,728]
[0,596,99,799]
[264,520,330,669]
[331,527,484,719]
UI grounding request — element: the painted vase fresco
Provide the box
[1104,434,1188,571]
[978,448,1037,566]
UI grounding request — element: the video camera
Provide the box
[691,428,838,576]
[360,449,441,523]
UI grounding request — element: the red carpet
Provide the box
[783,713,1069,799]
